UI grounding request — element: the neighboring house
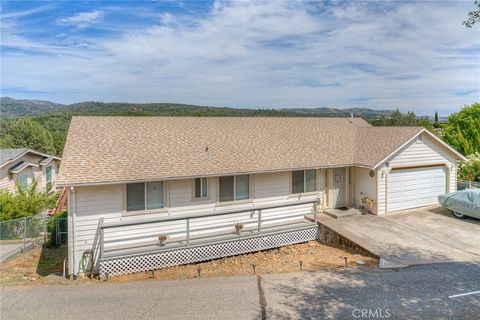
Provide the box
[0,148,61,194]
[57,116,466,277]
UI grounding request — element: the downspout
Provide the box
[70,186,77,278]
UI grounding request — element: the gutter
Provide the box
[70,187,77,278]
[57,163,375,188]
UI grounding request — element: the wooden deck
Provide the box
[103,220,313,259]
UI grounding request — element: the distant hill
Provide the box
[1,97,392,119]
[0,97,66,117]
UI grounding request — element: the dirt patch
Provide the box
[0,247,76,286]
[111,241,377,282]
[0,241,377,286]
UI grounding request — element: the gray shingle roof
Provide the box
[57,116,430,186]
[0,148,29,166]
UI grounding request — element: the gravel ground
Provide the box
[111,241,377,282]
[0,241,377,286]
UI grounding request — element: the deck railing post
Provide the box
[313,201,318,224]
[186,218,190,246]
[258,209,262,234]
[99,218,104,259]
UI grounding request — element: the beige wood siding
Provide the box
[354,167,376,208]
[69,171,323,274]
[0,166,13,192]
[0,154,58,194]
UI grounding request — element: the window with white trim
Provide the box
[292,169,317,194]
[194,177,208,199]
[219,175,250,202]
[46,166,53,190]
[18,174,28,190]
[126,181,164,212]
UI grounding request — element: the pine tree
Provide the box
[433,111,441,128]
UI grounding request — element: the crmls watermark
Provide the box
[352,308,391,319]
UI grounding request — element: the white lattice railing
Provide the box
[99,199,320,277]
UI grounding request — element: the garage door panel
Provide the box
[403,180,417,187]
[387,166,446,212]
[388,181,402,189]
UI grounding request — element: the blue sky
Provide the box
[1,1,479,115]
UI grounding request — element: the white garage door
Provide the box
[387,166,446,212]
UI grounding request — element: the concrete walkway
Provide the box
[0,242,35,263]
[317,206,480,268]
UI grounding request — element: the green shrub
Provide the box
[0,180,59,221]
[458,152,480,182]
[48,210,68,247]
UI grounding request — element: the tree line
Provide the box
[0,103,478,180]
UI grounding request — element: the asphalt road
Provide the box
[0,276,261,320]
[1,263,479,320]
[262,262,480,320]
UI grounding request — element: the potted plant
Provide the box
[158,235,169,246]
[361,197,375,215]
[366,198,375,214]
[234,223,244,235]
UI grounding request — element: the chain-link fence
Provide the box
[458,180,480,191]
[0,214,68,262]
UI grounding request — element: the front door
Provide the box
[330,167,347,208]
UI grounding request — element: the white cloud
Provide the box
[2,1,479,115]
[57,10,103,28]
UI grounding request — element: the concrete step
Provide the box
[323,207,362,219]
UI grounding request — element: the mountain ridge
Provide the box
[1,97,393,119]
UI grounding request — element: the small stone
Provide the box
[355,260,365,265]
[30,277,37,281]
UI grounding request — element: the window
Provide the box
[126,181,164,212]
[195,178,208,199]
[46,166,53,190]
[219,175,250,202]
[19,174,28,190]
[292,169,317,194]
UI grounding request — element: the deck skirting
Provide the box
[99,226,319,277]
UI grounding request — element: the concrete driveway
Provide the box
[318,206,480,268]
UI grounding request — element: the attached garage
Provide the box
[375,130,466,215]
[387,166,447,212]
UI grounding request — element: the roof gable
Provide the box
[0,148,60,168]
[0,148,29,166]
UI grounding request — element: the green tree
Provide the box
[433,111,441,129]
[443,103,480,156]
[0,118,56,154]
[458,152,480,182]
[371,109,433,131]
[0,180,59,221]
[464,0,480,28]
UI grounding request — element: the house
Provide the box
[57,116,466,277]
[0,148,61,194]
